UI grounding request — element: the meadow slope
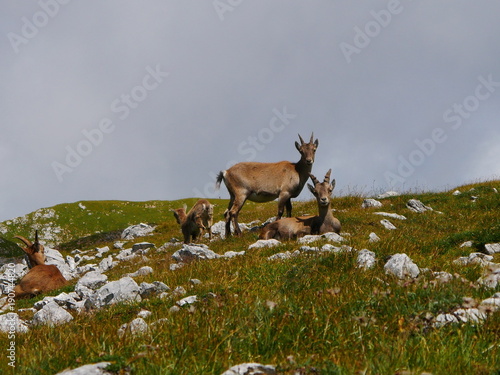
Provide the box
[1,181,499,374]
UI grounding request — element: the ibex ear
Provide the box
[307,183,315,194]
[314,138,319,148]
[295,141,301,151]
[330,179,336,191]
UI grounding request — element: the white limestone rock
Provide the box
[384,253,420,279]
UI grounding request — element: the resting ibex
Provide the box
[216,133,319,237]
[13,231,67,299]
[259,169,341,240]
[172,199,214,244]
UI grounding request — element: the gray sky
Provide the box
[1,1,499,222]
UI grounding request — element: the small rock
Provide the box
[433,271,454,284]
[377,191,399,199]
[32,301,73,326]
[357,249,376,269]
[170,263,185,271]
[484,243,500,255]
[34,296,56,310]
[177,295,198,306]
[374,212,407,220]
[361,199,382,208]
[478,264,500,288]
[0,313,29,333]
[434,308,487,327]
[53,292,78,308]
[299,245,320,252]
[460,241,474,248]
[87,277,141,309]
[55,362,112,375]
[406,199,433,213]
[223,251,246,258]
[368,232,380,242]
[139,282,158,298]
[322,232,345,242]
[321,244,343,252]
[452,190,461,196]
[170,305,181,313]
[77,271,108,290]
[384,253,420,279]
[268,250,300,260]
[66,256,76,271]
[132,242,155,252]
[98,256,116,272]
[453,253,493,267]
[479,294,500,312]
[137,310,152,319]
[113,241,126,250]
[75,284,96,300]
[172,244,220,262]
[121,223,155,240]
[117,317,149,338]
[96,246,110,255]
[173,286,187,296]
[297,235,322,244]
[380,219,397,230]
[221,363,276,375]
[248,239,282,249]
[126,266,154,278]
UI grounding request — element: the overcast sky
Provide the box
[1,1,499,222]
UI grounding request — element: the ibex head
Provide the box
[14,230,46,268]
[295,133,319,166]
[171,204,188,225]
[308,169,335,206]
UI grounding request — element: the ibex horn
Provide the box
[33,230,42,253]
[309,173,320,186]
[324,169,332,184]
[310,132,314,143]
[14,235,33,248]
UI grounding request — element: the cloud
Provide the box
[1,1,500,222]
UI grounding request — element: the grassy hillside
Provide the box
[1,180,500,374]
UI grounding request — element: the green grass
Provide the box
[1,181,500,374]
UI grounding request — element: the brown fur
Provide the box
[259,169,341,240]
[172,199,214,244]
[216,133,319,237]
[13,265,67,299]
[13,232,67,299]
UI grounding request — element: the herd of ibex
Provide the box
[9,133,340,300]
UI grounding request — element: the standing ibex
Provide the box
[259,169,341,240]
[216,133,319,237]
[172,199,214,244]
[13,231,67,299]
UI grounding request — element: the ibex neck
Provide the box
[317,204,333,220]
[178,212,188,224]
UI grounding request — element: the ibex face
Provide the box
[308,169,335,207]
[295,133,319,166]
[171,204,188,225]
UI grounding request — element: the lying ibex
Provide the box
[13,231,67,299]
[259,169,341,240]
[216,133,319,237]
[172,199,214,244]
